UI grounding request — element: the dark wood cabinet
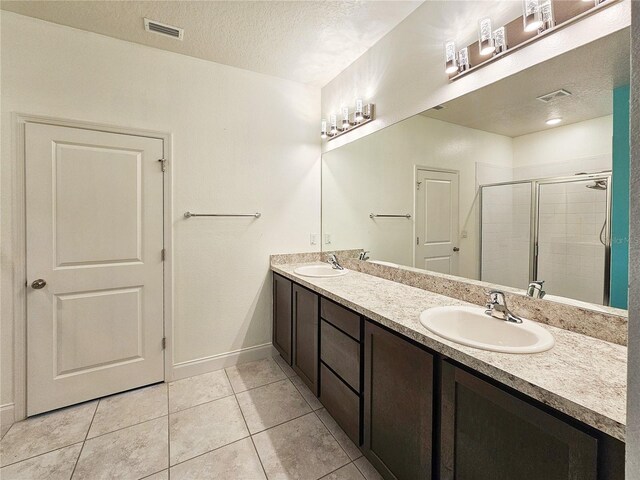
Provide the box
[440,361,600,480]
[292,283,319,395]
[320,363,360,444]
[362,320,434,480]
[272,274,292,364]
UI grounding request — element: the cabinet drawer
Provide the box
[321,320,360,391]
[320,363,360,445]
[320,298,361,340]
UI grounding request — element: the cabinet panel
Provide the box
[320,320,360,391]
[320,363,360,444]
[363,321,433,480]
[272,273,292,364]
[293,284,319,395]
[321,298,361,340]
[440,361,598,480]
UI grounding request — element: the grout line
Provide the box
[139,468,168,479]
[168,435,251,470]
[69,399,99,479]
[313,410,353,465]
[75,413,169,444]
[0,442,84,470]
[318,461,357,480]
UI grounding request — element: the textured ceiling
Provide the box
[0,0,423,86]
[421,28,630,137]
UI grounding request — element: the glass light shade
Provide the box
[478,18,495,55]
[494,27,507,54]
[321,120,327,138]
[355,99,364,122]
[522,0,543,32]
[444,40,458,74]
[329,114,337,134]
[341,107,350,130]
[458,47,470,71]
[539,0,554,30]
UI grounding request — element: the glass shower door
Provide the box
[535,176,610,305]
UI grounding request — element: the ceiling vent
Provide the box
[536,89,572,103]
[144,18,184,40]
[432,105,446,111]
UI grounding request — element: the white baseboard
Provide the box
[1,403,15,438]
[171,343,277,381]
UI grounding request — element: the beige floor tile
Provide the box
[354,457,383,480]
[0,443,82,480]
[168,370,233,413]
[253,412,350,480]
[171,438,266,480]
[290,375,323,410]
[88,384,167,438]
[169,395,248,465]
[237,379,311,434]
[225,358,287,393]
[321,463,366,480]
[73,417,168,480]
[274,355,296,377]
[316,408,361,460]
[141,470,168,480]
[0,401,97,467]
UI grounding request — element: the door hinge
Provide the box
[161,248,166,261]
[158,158,167,172]
[162,337,167,350]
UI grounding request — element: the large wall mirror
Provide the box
[322,28,630,315]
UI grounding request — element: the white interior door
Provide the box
[415,169,460,274]
[26,123,165,416]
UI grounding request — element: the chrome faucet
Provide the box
[358,250,370,261]
[327,254,344,270]
[526,281,546,299]
[485,290,522,324]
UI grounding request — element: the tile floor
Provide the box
[0,356,382,480]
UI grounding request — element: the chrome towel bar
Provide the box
[369,213,411,219]
[184,212,261,218]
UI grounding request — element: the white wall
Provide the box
[321,0,630,154]
[322,114,513,279]
[0,13,321,419]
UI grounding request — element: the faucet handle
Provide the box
[486,290,506,304]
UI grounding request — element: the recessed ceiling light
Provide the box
[546,118,562,125]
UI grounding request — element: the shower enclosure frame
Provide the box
[479,171,613,306]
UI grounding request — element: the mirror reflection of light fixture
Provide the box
[330,114,338,135]
[478,18,495,55]
[341,107,350,131]
[444,40,458,74]
[355,99,364,122]
[546,118,562,125]
[539,0,555,30]
[522,0,543,32]
[493,27,507,54]
[321,120,327,139]
[458,47,470,72]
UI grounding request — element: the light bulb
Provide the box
[444,40,458,74]
[355,99,364,122]
[546,118,562,125]
[522,0,543,32]
[478,18,495,56]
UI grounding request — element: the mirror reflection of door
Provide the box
[415,169,459,274]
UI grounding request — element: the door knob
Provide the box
[31,279,47,289]
[453,247,460,252]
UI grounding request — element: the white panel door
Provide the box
[26,123,165,416]
[415,169,460,274]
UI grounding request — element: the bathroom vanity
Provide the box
[271,265,625,480]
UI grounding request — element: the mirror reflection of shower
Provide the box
[584,178,609,246]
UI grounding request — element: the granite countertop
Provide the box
[272,262,627,442]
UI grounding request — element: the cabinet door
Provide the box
[440,361,598,480]
[293,284,319,395]
[272,273,292,364]
[363,321,433,480]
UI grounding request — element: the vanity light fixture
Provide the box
[321,100,375,140]
[539,0,555,30]
[478,18,496,55]
[321,120,328,139]
[341,107,350,131]
[493,27,507,54]
[522,0,543,32]
[458,47,470,72]
[546,118,562,125]
[444,40,458,74]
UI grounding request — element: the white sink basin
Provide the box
[419,306,554,354]
[293,264,349,278]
